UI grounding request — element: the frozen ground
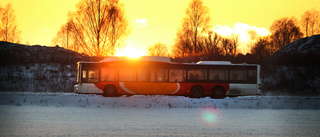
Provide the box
[1,92,320,109]
[0,92,320,136]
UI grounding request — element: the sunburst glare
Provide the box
[115,44,147,58]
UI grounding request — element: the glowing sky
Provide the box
[1,0,320,54]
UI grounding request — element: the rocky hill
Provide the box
[263,35,320,95]
[0,42,101,92]
[0,41,92,65]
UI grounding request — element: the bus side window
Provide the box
[150,69,168,82]
[169,69,185,82]
[82,69,99,83]
[137,69,150,82]
[248,69,257,77]
[119,68,136,81]
[82,70,87,79]
[101,68,117,81]
[87,70,100,83]
[209,69,228,80]
[248,69,257,83]
[187,69,207,80]
[230,70,247,81]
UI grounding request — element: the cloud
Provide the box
[213,22,269,42]
[212,22,270,53]
[134,19,148,27]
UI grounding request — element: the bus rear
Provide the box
[225,64,261,96]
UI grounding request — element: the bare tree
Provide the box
[300,9,320,37]
[220,34,239,56]
[174,0,210,56]
[147,42,168,56]
[250,36,273,61]
[66,0,129,56]
[0,3,21,43]
[172,28,192,58]
[270,17,303,50]
[203,31,223,56]
[221,37,232,55]
[51,19,82,52]
[170,43,185,58]
[230,34,239,56]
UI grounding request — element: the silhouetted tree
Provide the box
[203,31,223,56]
[65,0,130,56]
[51,19,82,52]
[230,34,239,56]
[147,42,168,56]
[270,17,303,51]
[174,0,210,56]
[300,9,320,37]
[0,3,21,43]
[250,36,273,62]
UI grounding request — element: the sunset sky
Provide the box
[2,0,320,54]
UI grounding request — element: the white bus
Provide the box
[74,56,261,98]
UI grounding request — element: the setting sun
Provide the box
[115,45,147,58]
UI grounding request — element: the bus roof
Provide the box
[99,56,171,63]
[197,61,231,65]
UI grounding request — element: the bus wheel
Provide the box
[190,86,204,98]
[103,85,118,97]
[211,87,226,99]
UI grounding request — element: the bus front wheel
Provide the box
[211,87,226,99]
[190,86,204,98]
[103,85,118,97]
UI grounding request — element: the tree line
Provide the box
[1,1,320,62]
[169,0,319,63]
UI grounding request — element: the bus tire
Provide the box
[190,86,204,98]
[211,87,226,99]
[103,85,118,97]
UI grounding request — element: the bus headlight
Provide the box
[74,87,79,92]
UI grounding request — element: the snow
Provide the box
[1,105,320,136]
[1,92,320,136]
[1,92,320,109]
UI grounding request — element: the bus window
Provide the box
[119,68,136,81]
[169,69,185,82]
[101,68,117,81]
[230,70,247,81]
[138,69,149,81]
[82,70,87,79]
[209,69,228,80]
[188,69,207,80]
[150,69,168,82]
[248,69,257,77]
[248,69,257,83]
[81,69,99,83]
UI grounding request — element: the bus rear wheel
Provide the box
[103,85,118,97]
[190,86,204,98]
[211,87,226,99]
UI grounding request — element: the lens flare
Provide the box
[199,107,220,125]
[202,111,217,123]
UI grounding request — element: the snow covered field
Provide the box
[0,92,319,109]
[1,92,320,136]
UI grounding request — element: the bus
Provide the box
[74,56,261,98]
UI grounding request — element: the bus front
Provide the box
[74,61,102,94]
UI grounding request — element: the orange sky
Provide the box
[1,0,320,54]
